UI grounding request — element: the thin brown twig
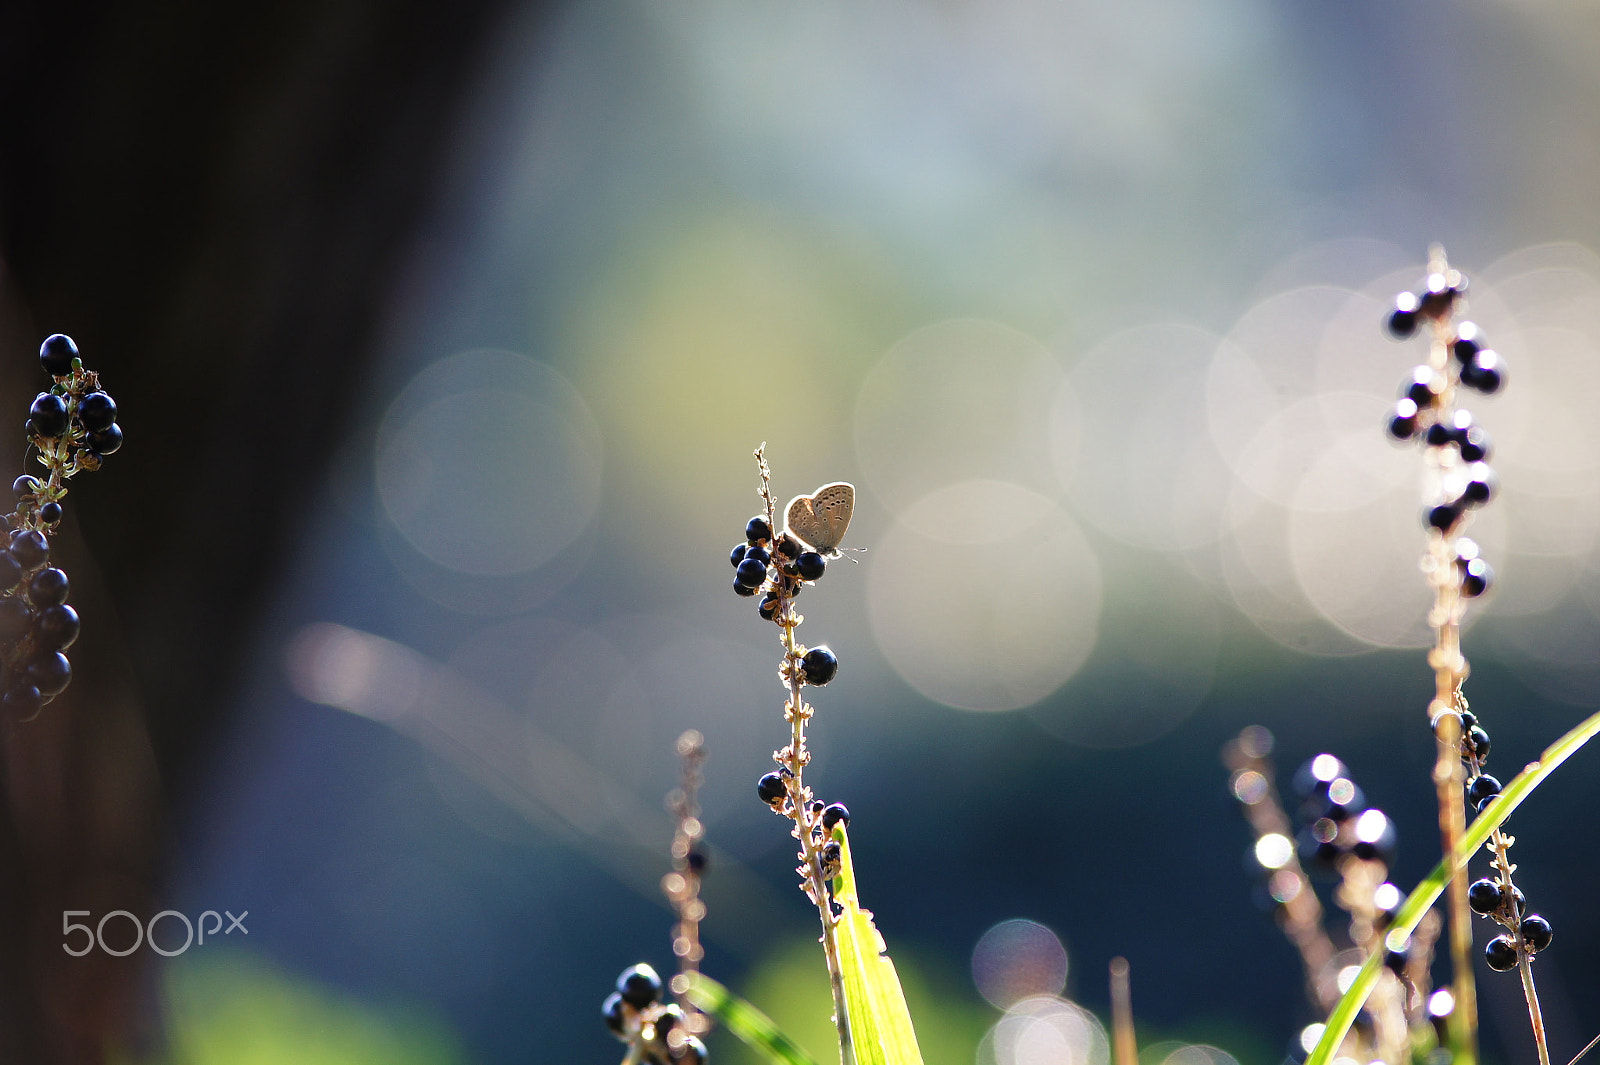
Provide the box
[1487,830,1550,1065]
[1419,244,1477,1064]
[753,444,852,1065]
[664,729,711,1044]
[1110,957,1137,1065]
[1222,733,1338,1011]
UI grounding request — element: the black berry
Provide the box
[656,1003,685,1034]
[1459,558,1492,597]
[1291,755,1348,800]
[2,684,43,719]
[685,849,707,873]
[746,516,772,543]
[1426,502,1462,532]
[28,394,68,438]
[1452,322,1485,362]
[1520,914,1553,953]
[796,552,826,581]
[757,771,787,806]
[0,597,31,643]
[1468,878,1502,914]
[733,578,757,598]
[37,502,61,525]
[8,529,47,571]
[1461,463,1496,505]
[744,545,771,568]
[1461,350,1504,394]
[33,603,79,651]
[1387,293,1421,339]
[1468,726,1491,762]
[26,651,70,697]
[774,533,802,560]
[1384,948,1408,974]
[1484,935,1519,972]
[27,567,68,607]
[1404,366,1437,407]
[1386,399,1419,442]
[11,475,37,501]
[758,595,779,621]
[0,553,20,592]
[1458,426,1492,462]
[729,543,748,568]
[1467,773,1501,805]
[1475,794,1497,814]
[616,963,662,1009]
[735,557,768,589]
[1419,273,1461,316]
[87,423,123,456]
[821,802,850,831]
[801,646,838,685]
[39,334,77,377]
[602,991,627,1037]
[77,392,116,432]
[1350,811,1396,863]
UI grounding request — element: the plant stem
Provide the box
[1420,248,1478,1065]
[1488,829,1551,1065]
[1110,957,1137,1065]
[1519,930,1551,1065]
[754,445,851,1065]
[780,614,851,1065]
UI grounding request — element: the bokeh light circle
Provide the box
[971,918,1069,1010]
[1060,323,1232,551]
[1160,1046,1240,1065]
[855,319,1063,511]
[867,481,1102,712]
[977,996,1109,1065]
[376,350,602,575]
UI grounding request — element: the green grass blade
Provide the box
[1307,706,1600,1065]
[684,972,823,1065]
[831,825,926,1065]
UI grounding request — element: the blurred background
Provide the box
[4,0,1600,1062]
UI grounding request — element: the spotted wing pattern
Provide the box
[785,481,856,554]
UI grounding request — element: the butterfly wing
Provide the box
[786,482,855,554]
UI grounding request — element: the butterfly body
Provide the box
[784,482,855,557]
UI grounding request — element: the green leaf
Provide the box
[1307,705,1600,1065]
[684,973,823,1065]
[831,825,926,1065]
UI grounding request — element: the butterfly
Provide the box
[784,482,856,556]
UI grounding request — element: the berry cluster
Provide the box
[730,516,832,627]
[1292,754,1397,873]
[1384,271,1505,570]
[1467,876,1552,973]
[1434,699,1554,975]
[0,335,120,720]
[602,963,707,1065]
[1228,727,1436,1060]
[1385,255,1549,1055]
